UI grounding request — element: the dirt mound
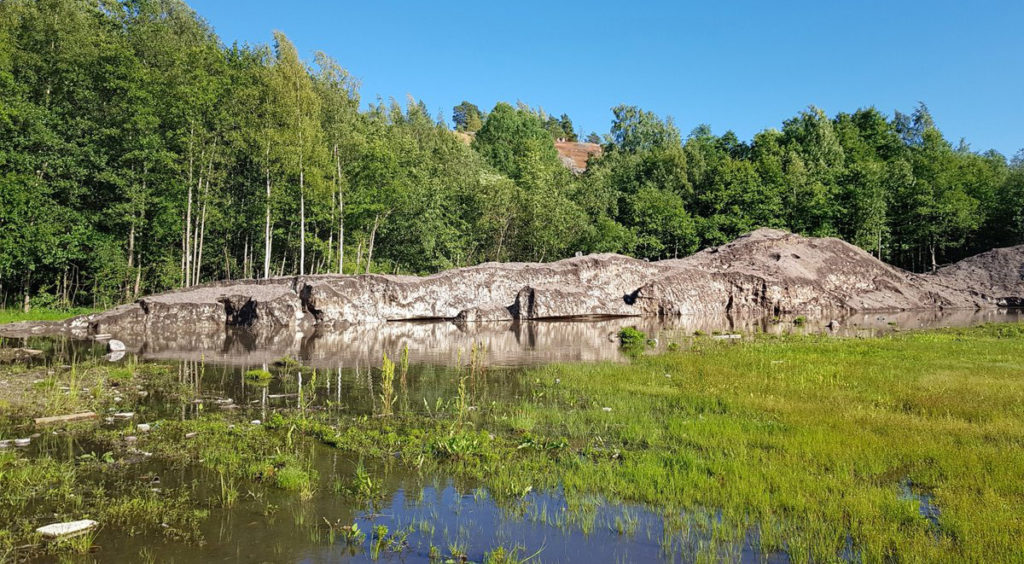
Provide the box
[933,244,1024,306]
[554,141,602,172]
[1,229,1018,340]
[668,229,982,311]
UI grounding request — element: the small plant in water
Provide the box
[244,369,273,386]
[618,327,647,348]
[379,352,396,417]
[348,461,381,502]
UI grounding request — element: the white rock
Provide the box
[602,407,612,412]
[113,412,135,420]
[14,438,30,447]
[136,423,151,432]
[107,351,125,362]
[185,432,198,439]
[107,339,126,352]
[250,420,261,425]
[0,440,11,448]
[36,519,98,539]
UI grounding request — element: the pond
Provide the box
[2,309,1021,563]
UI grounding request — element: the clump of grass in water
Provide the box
[618,326,646,347]
[379,352,396,417]
[244,369,273,386]
[484,544,543,564]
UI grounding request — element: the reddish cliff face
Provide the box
[554,141,602,172]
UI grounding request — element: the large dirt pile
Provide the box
[651,229,984,313]
[932,244,1024,306]
[1,228,1018,340]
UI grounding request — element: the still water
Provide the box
[5,310,1020,563]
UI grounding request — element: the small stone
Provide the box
[185,432,198,439]
[0,440,11,448]
[113,397,122,403]
[602,407,612,412]
[107,339,126,352]
[124,435,138,443]
[250,420,261,425]
[664,373,672,378]
[113,412,134,420]
[14,438,31,447]
[107,351,126,362]
[136,423,151,433]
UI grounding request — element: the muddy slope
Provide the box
[1,229,1018,339]
[932,244,1024,306]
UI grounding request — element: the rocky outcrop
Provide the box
[1,229,1019,341]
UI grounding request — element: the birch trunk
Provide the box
[365,214,380,274]
[338,204,345,274]
[263,167,272,279]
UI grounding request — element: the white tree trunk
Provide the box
[263,168,272,279]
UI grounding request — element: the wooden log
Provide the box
[34,412,98,426]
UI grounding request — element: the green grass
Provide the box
[297,323,1024,562]
[2,322,1022,562]
[0,307,99,324]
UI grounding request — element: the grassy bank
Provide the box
[1,323,1022,562]
[302,323,1024,562]
[0,307,99,325]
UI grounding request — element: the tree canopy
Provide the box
[0,0,1019,310]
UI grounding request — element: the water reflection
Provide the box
[96,309,1024,368]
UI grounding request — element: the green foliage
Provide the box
[379,352,395,417]
[452,100,483,132]
[0,0,1018,312]
[617,327,647,348]
[244,369,273,386]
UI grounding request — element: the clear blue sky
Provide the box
[187,0,1023,157]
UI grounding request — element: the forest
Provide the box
[1,0,1022,310]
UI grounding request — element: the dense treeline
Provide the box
[1,0,1021,310]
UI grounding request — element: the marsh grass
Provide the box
[244,369,273,386]
[3,322,1023,562]
[293,323,1024,562]
[379,353,396,417]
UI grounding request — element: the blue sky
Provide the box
[187,0,1023,156]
